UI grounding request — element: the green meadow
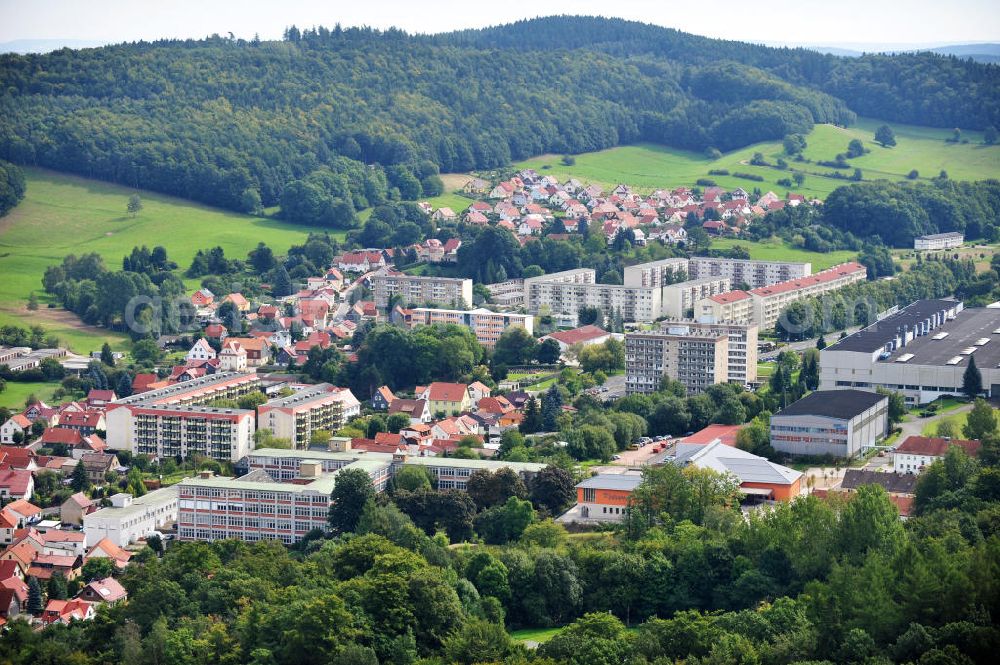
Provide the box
[708,237,858,271]
[516,118,1000,198]
[0,168,320,353]
[0,380,70,411]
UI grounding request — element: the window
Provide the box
[583,488,596,502]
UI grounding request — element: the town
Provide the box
[0,6,998,665]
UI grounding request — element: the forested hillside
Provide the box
[0,17,995,221]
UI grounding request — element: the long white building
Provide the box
[819,299,1000,406]
[257,384,361,449]
[688,256,811,289]
[748,262,868,329]
[82,487,179,547]
[369,269,473,309]
[394,306,534,349]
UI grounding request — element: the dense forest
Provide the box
[0,158,25,216]
[0,17,994,219]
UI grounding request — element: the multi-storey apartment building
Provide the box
[749,262,868,329]
[658,320,759,384]
[177,447,545,544]
[395,307,534,349]
[484,279,526,307]
[257,384,361,449]
[660,276,732,319]
[625,329,728,395]
[688,257,811,289]
[369,269,473,309]
[623,258,689,288]
[524,267,664,323]
[696,290,754,323]
[105,372,262,462]
[819,299,1000,406]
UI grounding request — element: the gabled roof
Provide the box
[65,492,94,509]
[425,382,469,403]
[674,441,801,485]
[841,469,918,494]
[375,386,395,403]
[81,576,127,603]
[895,436,981,458]
[4,499,41,518]
[388,399,427,416]
[544,325,609,346]
[86,538,132,565]
[0,470,33,496]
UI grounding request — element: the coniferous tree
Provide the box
[70,460,92,492]
[100,342,116,367]
[521,396,542,434]
[963,355,983,398]
[47,573,68,601]
[541,384,563,431]
[27,577,43,614]
[116,371,134,398]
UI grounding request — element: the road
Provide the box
[599,374,626,401]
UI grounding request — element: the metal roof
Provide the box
[773,390,886,421]
[576,473,644,491]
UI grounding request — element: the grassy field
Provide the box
[922,412,971,437]
[509,627,563,644]
[708,237,857,271]
[0,168,320,353]
[0,381,69,410]
[515,118,1000,198]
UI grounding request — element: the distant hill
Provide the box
[803,42,1000,64]
[0,16,996,220]
[0,38,109,54]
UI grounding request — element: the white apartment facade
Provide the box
[696,290,754,323]
[660,276,732,319]
[688,257,811,289]
[658,320,759,384]
[257,384,361,449]
[914,232,963,251]
[369,270,473,309]
[625,329,729,395]
[749,262,868,329]
[399,307,534,349]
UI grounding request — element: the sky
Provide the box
[0,0,998,49]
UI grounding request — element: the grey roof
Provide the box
[826,299,960,354]
[774,390,886,420]
[113,371,259,406]
[916,232,963,240]
[672,442,801,485]
[878,307,1000,368]
[576,473,644,491]
[841,469,918,494]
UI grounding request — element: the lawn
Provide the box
[708,237,857,271]
[922,412,971,437]
[0,168,322,353]
[0,381,70,410]
[509,627,564,644]
[515,118,1000,198]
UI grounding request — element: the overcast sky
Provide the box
[1,0,998,48]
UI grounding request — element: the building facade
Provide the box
[257,384,361,449]
[660,276,732,319]
[914,232,963,251]
[82,488,178,547]
[398,307,534,349]
[688,257,811,289]
[818,300,1000,406]
[369,270,473,309]
[574,473,643,522]
[658,320,759,384]
[770,390,889,458]
[625,329,728,395]
[696,290,754,324]
[622,258,689,288]
[749,262,868,329]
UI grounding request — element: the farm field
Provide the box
[0,168,321,353]
[708,237,858,271]
[515,118,1000,198]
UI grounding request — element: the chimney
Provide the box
[198,470,213,479]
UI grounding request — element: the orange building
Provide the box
[673,441,802,502]
[575,473,643,521]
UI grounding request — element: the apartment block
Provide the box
[749,262,868,330]
[397,306,533,349]
[105,372,262,462]
[524,268,663,323]
[660,276,731,319]
[623,258,689,288]
[658,320,759,384]
[625,329,728,395]
[819,299,1000,406]
[177,447,545,544]
[484,279,527,307]
[696,290,754,323]
[688,256,811,289]
[257,384,361,449]
[370,269,473,309]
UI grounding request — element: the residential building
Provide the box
[672,440,803,501]
[660,276,732,319]
[257,384,361,449]
[820,300,1000,405]
[105,372,262,462]
[371,386,395,411]
[524,268,664,324]
[186,339,216,363]
[80,453,119,485]
[42,599,95,624]
[770,390,889,458]
[484,279,526,307]
[657,320,759,384]
[696,290,754,324]
[369,270,473,309]
[388,399,431,424]
[914,232,963,250]
[748,262,868,329]
[78,577,128,605]
[0,414,30,444]
[82,488,179,547]
[688,256,811,289]
[0,469,33,500]
[397,307,534,349]
[85,538,132,569]
[177,448,544,544]
[60,492,96,526]
[622,258,689,288]
[625,328,728,395]
[892,435,981,474]
[418,382,472,416]
[573,473,644,522]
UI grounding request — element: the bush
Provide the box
[907,169,919,179]
[695,178,717,187]
[731,172,764,182]
[707,169,730,176]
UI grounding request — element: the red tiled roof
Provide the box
[86,389,116,403]
[708,290,751,304]
[0,470,33,496]
[896,436,981,458]
[4,499,41,518]
[545,325,609,346]
[426,382,468,403]
[683,424,742,446]
[87,538,132,566]
[81,577,127,603]
[0,446,35,469]
[750,263,866,298]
